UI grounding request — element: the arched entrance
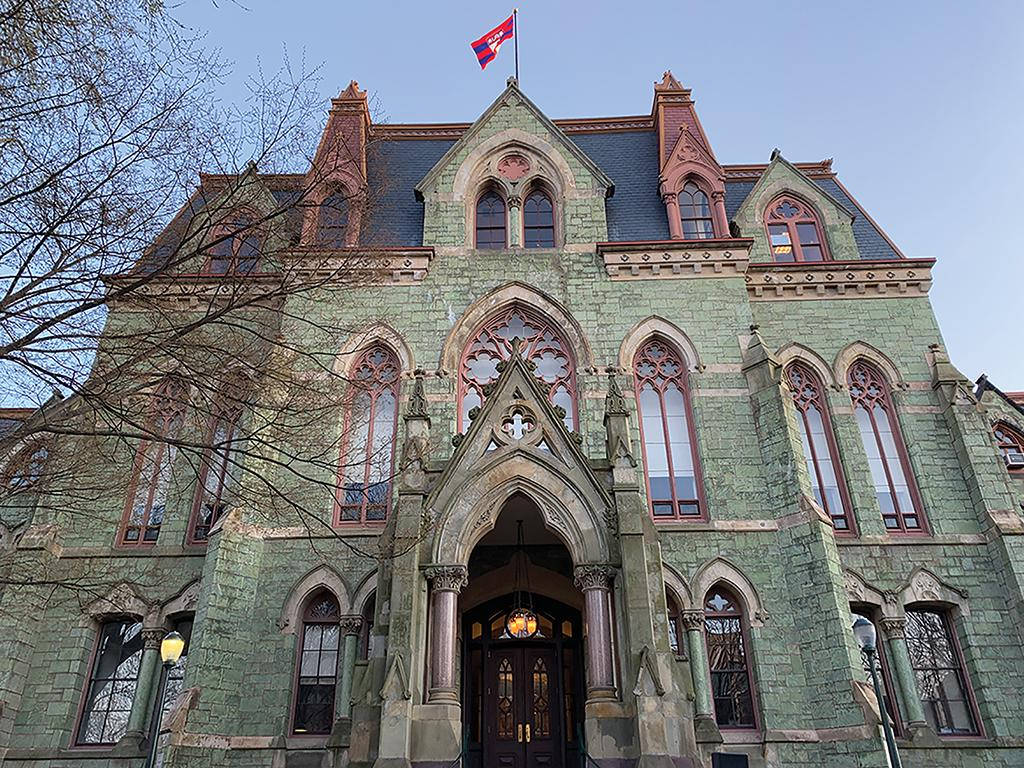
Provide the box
[460,494,584,768]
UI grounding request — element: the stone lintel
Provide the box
[597,238,752,280]
[746,258,935,301]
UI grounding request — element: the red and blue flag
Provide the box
[470,14,514,70]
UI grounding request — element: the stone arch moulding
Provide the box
[843,568,893,615]
[80,582,151,627]
[333,323,415,378]
[898,567,969,615]
[618,316,703,373]
[833,341,907,391]
[775,342,839,390]
[159,580,202,623]
[278,563,351,634]
[438,282,595,374]
[350,570,378,617]
[452,129,577,204]
[429,453,612,569]
[691,557,766,627]
[662,564,694,610]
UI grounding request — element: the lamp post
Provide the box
[852,617,903,768]
[144,630,185,768]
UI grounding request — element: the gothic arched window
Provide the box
[523,189,555,248]
[666,591,683,655]
[76,620,143,745]
[703,586,757,729]
[764,196,829,262]
[120,378,187,546]
[679,180,714,239]
[905,608,980,736]
[292,591,341,735]
[458,305,577,432]
[316,190,350,248]
[336,345,400,524]
[2,438,49,492]
[475,190,507,249]
[785,362,853,532]
[633,339,704,520]
[848,360,924,532]
[188,401,242,544]
[993,422,1024,472]
[206,215,261,274]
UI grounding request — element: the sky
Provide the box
[174,0,1024,387]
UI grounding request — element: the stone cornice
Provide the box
[724,160,835,180]
[374,115,654,140]
[597,238,752,280]
[746,258,934,301]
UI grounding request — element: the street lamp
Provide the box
[852,616,903,768]
[144,631,185,768]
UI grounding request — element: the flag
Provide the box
[470,14,514,70]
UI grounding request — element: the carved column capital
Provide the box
[141,627,166,651]
[879,616,906,639]
[711,189,726,202]
[339,614,364,637]
[680,609,706,632]
[573,564,614,592]
[660,191,678,205]
[507,194,522,208]
[425,564,468,593]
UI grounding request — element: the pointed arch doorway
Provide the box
[460,493,584,768]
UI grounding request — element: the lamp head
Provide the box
[160,631,186,664]
[852,616,877,653]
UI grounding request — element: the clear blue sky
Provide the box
[176,0,1024,387]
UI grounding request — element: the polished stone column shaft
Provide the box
[426,565,468,704]
[681,610,713,719]
[880,617,929,727]
[574,565,616,700]
[336,615,363,719]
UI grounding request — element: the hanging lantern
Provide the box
[505,520,539,638]
[507,608,537,639]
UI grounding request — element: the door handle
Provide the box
[517,723,523,743]
[525,723,531,743]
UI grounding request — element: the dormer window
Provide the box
[679,181,714,239]
[475,190,507,249]
[316,190,349,247]
[764,196,829,262]
[206,217,260,274]
[523,189,554,248]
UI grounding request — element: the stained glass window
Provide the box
[476,191,507,249]
[77,620,143,745]
[763,196,828,262]
[189,403,242,543]
[679,181,714,239]
[524,190,555,248]
[458,305,577,431]
[121,378,187,545]
[703,587,756,728]
[633,339,703,520]
[848,361,923,532]
[337,345,400,524]
[293,592,341,734]
[786,363,852,531]
[905,609,979,735]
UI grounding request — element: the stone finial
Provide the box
[405,370,429,420]
[506,75,519,89]
[655,70,684,92]
[338,80,366,101]
[604,369,629,417]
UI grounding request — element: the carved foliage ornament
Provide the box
[426,565,469,593]
[573,565,613,591]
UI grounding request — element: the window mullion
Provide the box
[657,383,680,517]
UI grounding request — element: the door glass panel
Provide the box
[497,657,515,740]
[532,658,551,738]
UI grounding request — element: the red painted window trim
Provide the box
[73,618,143,747]
[763,194,830,263]
[785,362,855,534]
[290,591,341,736]
[1,437,49,490]
[203,213,263,275]
[457,303,578,433]
[186,404,242,545]
[333,345,401,526]
[992,421,1024,474]
[905,608,984,738]
[703,585,759,730]
[523,187,556,248]
[847,360,927,534]
[678,178,716,240]
[118,378,187,547]
[632,338,707,522]
[474,189,507,249]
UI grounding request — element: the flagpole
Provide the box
[513,8,519,83]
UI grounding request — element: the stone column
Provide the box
[574,565,616,700]
[425,565,468,704]
[336,615,363,719]
[711,189,729,237]
[682,609,721,743]
[880,617,940,745]
[116,627,164,752]
[662,191,682,239]
[507,194,522,247]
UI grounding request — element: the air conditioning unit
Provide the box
[1004,451,1024,469]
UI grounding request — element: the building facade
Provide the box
[1,73,1024,768]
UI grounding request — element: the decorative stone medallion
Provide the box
[497,154,530,181]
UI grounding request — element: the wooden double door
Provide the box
[484,645,562,768]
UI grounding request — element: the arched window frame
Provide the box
[666,590,683,656]
[187,400,243,545]
[334,344,401,526]
[702,584,758,730]
[784,361,855,534]
[677,177,716,240]
[457,303,578,433]
[763,194,830,263]
[847,359,926,533]
[522,184,556,248]
[1,437,49,493]
[75,616,144,746]
[359,592,376,660]
[119,378,188,547]
[314,186,351,248]
[903,604,983,737]
[632,337,706,522]
[849,605,903,736]
[291,590,341,736]
[475,187,507,249]
[992,421,1024,473]
[203,211,263,275]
